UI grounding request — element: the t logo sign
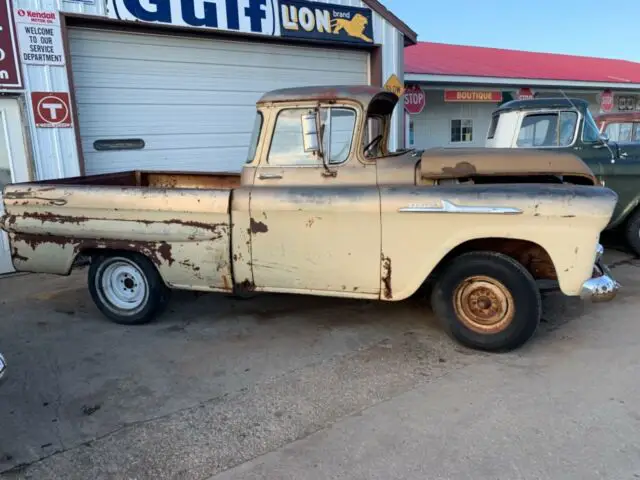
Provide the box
[41,102,64,119]
[31,91,72,128]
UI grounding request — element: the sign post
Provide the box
[0,0,21,88]
[404,84,425,115]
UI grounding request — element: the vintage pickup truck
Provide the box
[0,86,620,352]
[486,98,640,254]
[595,111,640,143]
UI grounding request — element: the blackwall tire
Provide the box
[88,252,170,325]
[625,209,640,257]
[431,251,542,352]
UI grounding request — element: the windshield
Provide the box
[583,110,601,143]
[246,112,263,164]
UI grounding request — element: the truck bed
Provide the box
[1,171,242,292]
[34,170,242,190]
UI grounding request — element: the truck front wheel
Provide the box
[431,251,542,352]
[88,252,170,325]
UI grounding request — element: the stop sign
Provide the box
[404,85,425,115]
[600,90,614,112]
[518,88,534,100]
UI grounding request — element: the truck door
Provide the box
[248,106,381,295]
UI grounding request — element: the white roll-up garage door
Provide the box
[69,28,369,175]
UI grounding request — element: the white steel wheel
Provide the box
[97,258,149,315]
[88,252,170,325]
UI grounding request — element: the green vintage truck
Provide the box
[486,98,640,255]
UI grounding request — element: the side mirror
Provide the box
[599,133,610,144]
[301,113,320,153]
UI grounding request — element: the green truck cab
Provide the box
[486,98,640,255]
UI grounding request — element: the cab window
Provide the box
[246,112,263,164]
[517,111,577,147]
[611,122,640,143]
[268,107,356,166]
[323,108,357,164]
[582,110,601,143]
[363,115,385,158]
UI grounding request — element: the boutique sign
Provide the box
[106,0,374,44]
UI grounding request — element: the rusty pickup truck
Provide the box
[0,86,620,352]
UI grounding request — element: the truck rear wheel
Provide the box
[431,251,541,352]
[624,209,640,257]
[88,252,170,325]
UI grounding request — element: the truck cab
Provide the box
[486,98,640,254]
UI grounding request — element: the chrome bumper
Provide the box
[580,246,620,302]
[0,353,6,386]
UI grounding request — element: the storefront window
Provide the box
[451,119,473,143]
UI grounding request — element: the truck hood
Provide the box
[420,148,597,184]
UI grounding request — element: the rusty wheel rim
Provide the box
[453,276,515,334]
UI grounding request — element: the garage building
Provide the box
[0,0,416,274]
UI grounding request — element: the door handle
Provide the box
[258,173,283,180]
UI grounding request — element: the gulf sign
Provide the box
[106,0,374,44]
[108,0,279,36]
[445,90,502,103]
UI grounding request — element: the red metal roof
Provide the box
[405,42,640,84]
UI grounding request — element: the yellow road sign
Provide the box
[384,74,405,97]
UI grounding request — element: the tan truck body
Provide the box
[0,86,620,351]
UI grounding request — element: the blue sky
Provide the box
[381,0,639,62]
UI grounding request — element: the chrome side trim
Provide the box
[398,200,523,215]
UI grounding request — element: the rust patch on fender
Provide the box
[21,211,88,225]
[235,278,256,293]
[249,218,268,234]
[441,162,477,177]
[381,254,392,299]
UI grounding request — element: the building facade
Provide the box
[403,42,640,150]
[0,0,415,273]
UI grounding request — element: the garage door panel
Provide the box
[70,29,364,67]
[82,132,251,152]
[70,28,368,174]
[76,105,257,136]
[83,148,249,174]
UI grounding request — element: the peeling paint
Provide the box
[235,279,256,293]
[381,254,392,299]
[249,218,268,234]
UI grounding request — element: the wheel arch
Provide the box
[423,237,557,291]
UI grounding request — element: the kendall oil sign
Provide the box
[280,0,374,44]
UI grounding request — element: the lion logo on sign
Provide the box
[331,13,372,43]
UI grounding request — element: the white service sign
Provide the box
[14,9,65,66]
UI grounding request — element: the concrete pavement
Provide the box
[0,248,638,479]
